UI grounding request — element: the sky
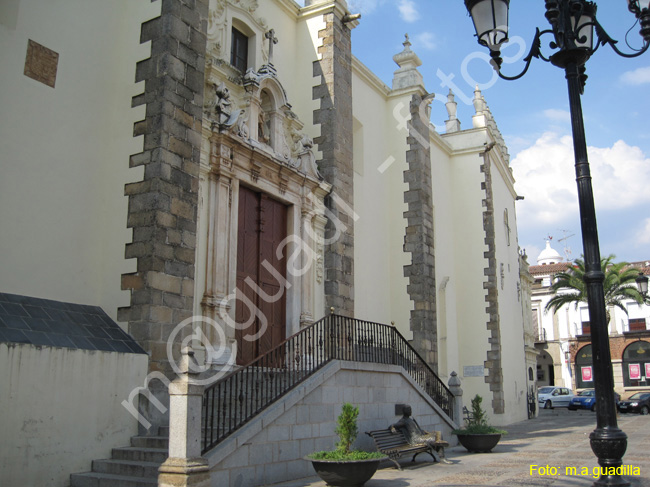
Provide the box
[301,0,650,264]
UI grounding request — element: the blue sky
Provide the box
[306,0,650,264]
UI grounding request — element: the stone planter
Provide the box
[306,457,385,487]
[456,433,502,453]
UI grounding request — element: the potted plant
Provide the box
[452,394,506,453]
[306,403,386,487]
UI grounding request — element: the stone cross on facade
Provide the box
[265,29,278,64]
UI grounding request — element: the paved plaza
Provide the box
[269,409,650,486]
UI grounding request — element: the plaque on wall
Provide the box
[463,365,484,377]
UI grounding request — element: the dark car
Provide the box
[568,389,596,411]
[618,392,650,415]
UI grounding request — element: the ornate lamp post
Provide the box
[463,2,649,486]
[636,271,649,297]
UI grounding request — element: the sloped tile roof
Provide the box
[0,293,146,354]
[528,262,571,277]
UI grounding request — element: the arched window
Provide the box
[575,345,593,389]
[503,208,511,246]
[622,341,650,387]
[528,367,534,381]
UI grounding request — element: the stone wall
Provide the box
[480,150,504,414]
[206,361,456,486]
[119,0,208,374]
[312,5,355,317]
[118,0,209,431]
[403,93,438,370]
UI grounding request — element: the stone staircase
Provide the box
[69,427,169,487]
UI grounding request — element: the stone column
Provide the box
[300,207,315,327]
[403,92,438,371]
[312,1,355,317]
[159,347,210,487]
[119,0,209,432]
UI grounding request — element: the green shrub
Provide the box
[451,394,507,435]
[308,403,385,461]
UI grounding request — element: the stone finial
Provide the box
[445,90,461,133]
[472,85,486,114]
[391,33,424,90]
[448,371,461,388]
[472,85,487,129]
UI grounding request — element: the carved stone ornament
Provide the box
[206,0,268,64]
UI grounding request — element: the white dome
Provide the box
[537,240,563,265]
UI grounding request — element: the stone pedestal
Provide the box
[448,371,463,425]
[158,347,210,487]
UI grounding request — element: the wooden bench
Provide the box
[366,428,449,470]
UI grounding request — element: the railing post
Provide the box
[448,371,463,424]
[159,347,210,487]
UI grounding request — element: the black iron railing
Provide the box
[201,313,454,454]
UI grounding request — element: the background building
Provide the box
[530,241,650,396]
[0,0,533,485]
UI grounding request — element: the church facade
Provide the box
[0,0,534,485]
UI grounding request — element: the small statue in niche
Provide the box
[258,112,270,145]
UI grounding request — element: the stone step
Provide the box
[111,447,168,464]
[130,436,169,449]
[70,472,157,487]
[91,459,160,478]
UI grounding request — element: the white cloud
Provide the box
[620,66,650,85]
[398,0,419,22]
[347,0,383,14]
[543,109,570,123]
[512,133,650,229]
[414,32,436,50]
[637,218,650,245]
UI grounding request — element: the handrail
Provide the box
[201,313,454,454]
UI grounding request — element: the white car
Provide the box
[538,386,574,409]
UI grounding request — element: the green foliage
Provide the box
[308,450,385,461]
[468,395,488,428]
[334,403,359,454]
[452,394,507,435]
[452,424,507,435]
[544,255,648,322]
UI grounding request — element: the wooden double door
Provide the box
[235,186,287,365]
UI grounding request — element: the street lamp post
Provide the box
[463,2,649,486]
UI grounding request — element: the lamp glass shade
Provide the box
[636,273,649,295]
[631,1,650,11]
[466,0,510,51]
[571,5,595,50]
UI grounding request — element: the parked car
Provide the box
[568,389,622,412]
[618,392,650,415]
[538,386,574,409]
[568,389,596,411]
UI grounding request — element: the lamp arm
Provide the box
[594,19,650,58]
[495,28,548,81]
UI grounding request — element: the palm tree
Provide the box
[544,255,648,324]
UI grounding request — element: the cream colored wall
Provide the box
[490,150,528,422]
[0,343,149,487]
[351,66,413,329]
[440,130,493,415]
[0,0,159,322]
[429,133,457,380]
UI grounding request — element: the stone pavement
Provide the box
[268,409,650,486]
